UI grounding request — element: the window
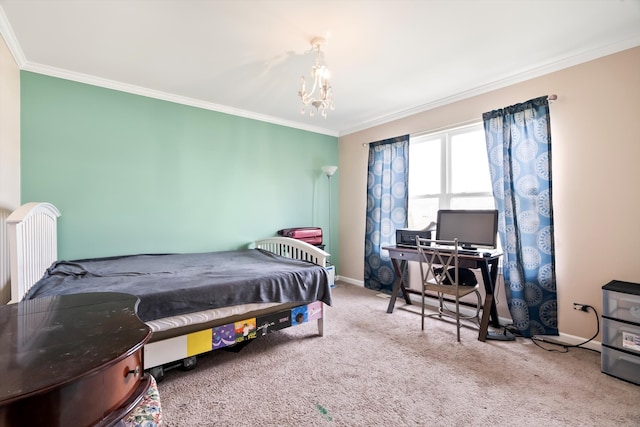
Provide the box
[408,123,495,229]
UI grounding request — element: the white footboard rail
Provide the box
[254,236,330,338]
[6,202,61,303]
[254,236,329,267]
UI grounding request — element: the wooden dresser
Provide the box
[0,292,152,426]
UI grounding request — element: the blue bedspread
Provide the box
[25,249,331,322]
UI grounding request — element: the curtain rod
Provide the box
[361,94,558,147]
[361,119,479,147]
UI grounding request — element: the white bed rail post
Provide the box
[6,202,61,303]
[253,236,329,267]
[318,305,325,337]
[253,236,330,337]
[1,207,13,304]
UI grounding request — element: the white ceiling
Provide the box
[0,1,639,137]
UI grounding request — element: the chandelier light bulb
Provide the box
[298,36,334,119]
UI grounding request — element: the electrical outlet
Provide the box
[573,302,588,312]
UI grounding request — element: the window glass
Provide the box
[450,129,492,193]
[407,197,439,230]
[408,137,441,195]
[408,123,494,230]
[450,197,495,210]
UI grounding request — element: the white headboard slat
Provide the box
[6,202,61,303]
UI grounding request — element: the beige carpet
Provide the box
[157,282,640,426]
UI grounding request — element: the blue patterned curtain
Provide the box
[482,96,558,337]
[364,135,409,292]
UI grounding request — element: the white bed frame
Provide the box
[6,202,330,378]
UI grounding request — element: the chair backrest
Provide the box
[415,237,459,287]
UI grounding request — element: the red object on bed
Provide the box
[277,227,323,245]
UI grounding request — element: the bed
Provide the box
[6,202,332,381]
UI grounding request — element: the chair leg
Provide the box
[474,290,482,323]
[455,297,461,342]
[421,289,425,331]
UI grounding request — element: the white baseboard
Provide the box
[337,274,601,351]
[532,333,601,352]
[335,275,364,287]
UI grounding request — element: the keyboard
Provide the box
[459,250,481,256]
[430,245,480,256]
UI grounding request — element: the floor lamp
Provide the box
[321,165,338,260]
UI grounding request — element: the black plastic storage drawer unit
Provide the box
[601,280,640,385]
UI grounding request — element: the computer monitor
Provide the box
[435,209,499,250]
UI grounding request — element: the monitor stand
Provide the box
[458,245,479,255]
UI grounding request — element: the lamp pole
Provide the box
[321,166,338,258]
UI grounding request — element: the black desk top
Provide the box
[384,245,502,261]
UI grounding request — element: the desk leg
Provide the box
[386,259,411,313]
[478,294,493,342]
[478,259,501,341]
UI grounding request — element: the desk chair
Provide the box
[415,237,482,342]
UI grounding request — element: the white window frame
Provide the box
[408,122,495,230]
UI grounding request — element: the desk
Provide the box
[383,245,501,341]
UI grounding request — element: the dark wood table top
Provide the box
[0,292,151,405]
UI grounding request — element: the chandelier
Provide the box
[298,36,334,118]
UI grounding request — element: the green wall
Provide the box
[21,72,338,265]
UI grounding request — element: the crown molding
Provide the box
[21,61,338,137]
[0,6,25,67]
[3,5,637,139]
[0,7,337,137]
[339,37,640,137]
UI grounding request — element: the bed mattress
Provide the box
[25,249,331,322]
